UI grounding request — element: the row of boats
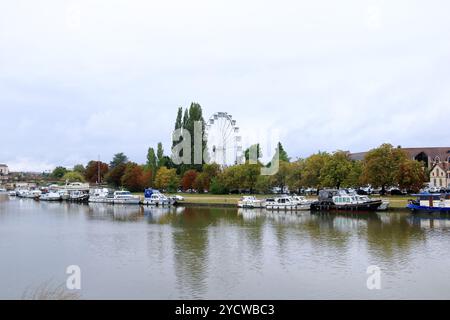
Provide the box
[238,190,390,212]
[7,183,180,206]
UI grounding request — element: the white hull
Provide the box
[112,199,140,205]
[142,198,173,206]
[238,202,265,208]
[266,204,310,211]
[40,196,61,201]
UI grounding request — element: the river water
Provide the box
[1,194,450,299]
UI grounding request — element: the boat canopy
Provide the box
[144,189,161,198]
[411,193,450,200]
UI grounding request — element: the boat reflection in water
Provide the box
[408,213,450,230]
[87,203,144,222]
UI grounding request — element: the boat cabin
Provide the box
[333,195,358,205]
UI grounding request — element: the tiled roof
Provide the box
[434,162,450,171]
[350,147,450,161]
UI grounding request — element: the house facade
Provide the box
[430,162,450,189]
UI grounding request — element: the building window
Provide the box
[435,156,441,163]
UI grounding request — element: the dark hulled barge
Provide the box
[310,189,383,212]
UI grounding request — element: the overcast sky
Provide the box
[1,0,450,171]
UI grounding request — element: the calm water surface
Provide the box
[1,194,450,299]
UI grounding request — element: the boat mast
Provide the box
[97,155,101,185]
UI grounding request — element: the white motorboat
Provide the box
[23,190,42,199]
[40,191,62,201]
[142,189,173,206]
[0,188,7,194]
[237,196,265,208]
[356,194,389,211]
[8,190,17,197]
[111,190,140,205]
[68,190,90,202]
[58,189,70,201]
[289,195,313,210]
[89,188,111,203]
[265,196,300,211]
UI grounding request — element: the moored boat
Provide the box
[407,193,450,213]
[238,196,265,208]
[265,196,301,211]
[142,189,174,206]
[68,190,90,203]
[111,190,140,205]
[289,195,313,210]
[89,188,112,203]
[310,190,382,212]
[40,191,62,201]
[23,190,42,199]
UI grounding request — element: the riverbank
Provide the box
[167,193,412,210]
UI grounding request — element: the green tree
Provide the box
[244,144,262,163]
[51,166,68,179]
[361,143,408,194]
[343,161,363,188]
[175,107,183,130]
[110,152,128,169]
[73,164,85,175]
[185,103,207,168]
[301,152,330,188]
[157,142,165,167]
[255,175,272,194]
[320,151,354,189]
[146,147,157,170]
[62,171,85,183]
[286,160,305,192]
[210,176,229,194]
[277,142,289,162]
[203,163,221,179]
[270,161,291,192]
[396,159,427,192]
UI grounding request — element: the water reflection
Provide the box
[2,197,450,299]
[87,203,143,222]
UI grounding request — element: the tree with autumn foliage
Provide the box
[84,161,109,184]
[154,166,179,192]
[181,170,198,191]
[105,163,127,188]
[121,163,145,192]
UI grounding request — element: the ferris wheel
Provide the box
[205,112,243,166]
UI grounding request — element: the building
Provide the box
[0,164,9,181]
[430,162,450,189]
[350,147,450,169]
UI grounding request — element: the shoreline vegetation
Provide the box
[10,104,429,207]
